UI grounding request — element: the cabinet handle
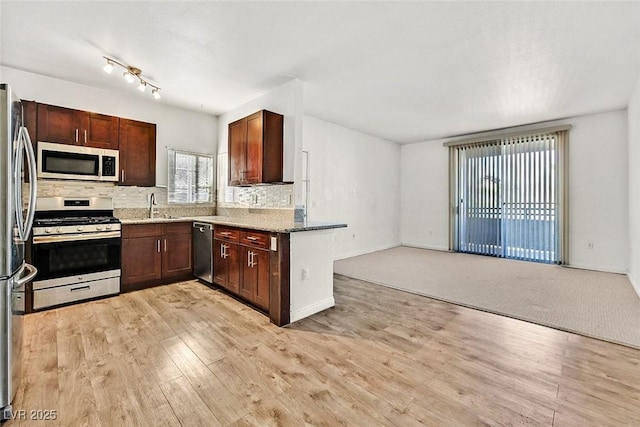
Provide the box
[84,129,87,144]
[246,236,258,241]
[157,239,161,253]
[247,251,251,267]
[164,239,167,252]
[75,129,79,143]
[121,170,125,182]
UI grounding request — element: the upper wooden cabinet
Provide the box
[37,103,119,149]
[228,110,283,186]
[119,119,156,187]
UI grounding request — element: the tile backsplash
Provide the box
[31,179,215,218]
[216,152,295,209]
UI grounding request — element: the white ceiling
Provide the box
[1,1,639,143]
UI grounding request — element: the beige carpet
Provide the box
[334,246,640,349]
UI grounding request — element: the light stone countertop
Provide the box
[119,215,347,233]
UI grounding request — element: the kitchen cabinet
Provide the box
[213,228,240,294]
[36,103,119,149]
[228,110,283,186]
[213,226,270,311]
[162,223,194,279]
[119,119,156,187]
[121,222,192,292]
[240,246,270,311]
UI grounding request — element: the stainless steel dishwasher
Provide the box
[193,222,213,283]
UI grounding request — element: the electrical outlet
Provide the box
[587,242,594,249]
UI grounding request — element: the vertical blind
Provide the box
[167,149,215,204]
[448,129,569,264]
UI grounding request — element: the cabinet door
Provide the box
[213,239,227,287]
[240,247,257,303]
[121,236,162,291]
[119,119,156,186]
[161,232,193,279]
[83,113,119,149]
[228,118,247,186]
[226,243,241,294]
[253,249,270,311]
[245,112,263,184]
[240,247,270,310]
[37,104,79,145]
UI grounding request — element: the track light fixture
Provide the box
[102,56,161,100]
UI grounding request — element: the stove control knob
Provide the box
[45,227,52,234]
[76,226,84,232]
[96,225,103,231]
[106,224,113,230]
[56,227,62,233]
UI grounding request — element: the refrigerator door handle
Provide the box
[13,130,25,241]
[21,127,38,240]
[14,263,37,291]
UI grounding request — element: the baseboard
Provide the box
[290,297,335,323]
[564,264,628,275]
[629,273,640,299]
[401,242,451,252]
[334,242,401,261]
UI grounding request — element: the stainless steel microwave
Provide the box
[37,141,119,182]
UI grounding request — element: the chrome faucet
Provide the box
[149,192,157,219]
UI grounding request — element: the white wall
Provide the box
[303,115,401,260]
[628,75,640,295]
[2,66,218,186]
[400,138,450,251]
[401,110,629,273]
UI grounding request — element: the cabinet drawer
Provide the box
[122,223,162,238]
[240,230,269,248]
[33,276,120,310]
[215,227,239,242]
[163,222,192,235]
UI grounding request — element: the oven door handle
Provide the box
[33,231,121,244]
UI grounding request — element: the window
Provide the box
[167,149,214,204]
[447,126,569,264]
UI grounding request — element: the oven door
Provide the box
[31,233,121,281]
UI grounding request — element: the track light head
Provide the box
[152,88,161,100]
[103,60,114,74]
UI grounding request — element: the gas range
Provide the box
[30,197,122,310]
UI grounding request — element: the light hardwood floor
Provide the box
[9,275,640,426]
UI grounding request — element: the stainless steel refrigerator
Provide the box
[0,84,37,420]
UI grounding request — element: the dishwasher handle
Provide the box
[193,222,213,232]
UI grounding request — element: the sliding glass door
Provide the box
[452,131,566,264]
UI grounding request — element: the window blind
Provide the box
[167,149,215,204]
[449,130,568,264]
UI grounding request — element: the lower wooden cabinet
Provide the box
[213,238,240,294]
[213,226,270,311]
[240,246,270,310]
[121,222,193,292]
